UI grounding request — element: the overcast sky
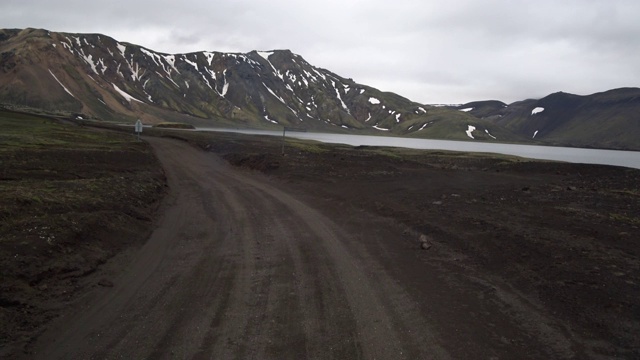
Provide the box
[2,0,639,104]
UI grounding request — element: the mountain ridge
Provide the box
[0,28,528,143]
[453,88,640,150]
[1,28,638,150]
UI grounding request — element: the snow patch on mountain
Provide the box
[263,83,285,104]
[220,70,229,96]
[466,125,476,139]
[166,76,180,89]
[418,122,432,131]
[334,86,350,114]
[141,49,175,80]
[459,108,473,112]
[257,51,274,61]
[98,58,107,75]
[257,51,279,75]
[302,70,317,83]
[80,52,99,74]
[162,55,179,74]
[112,83,143,103]
[140,48,159,66]
[368,97,380,104]
[116,43,126,58]
[48,70,75,98]
[484,129,497,139]
[60,40,73,53]
[203,52,215,66]
[531,107,545,115]
[311,68,327,81]
[126,58,144,82]
[183,56,199,71]
[264,115,278,124]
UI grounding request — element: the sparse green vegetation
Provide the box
[0,110,166,348]
[610,213,640,225]
[610,189,640,197]
[154,122,196,129]
[2,108,639,357]
[286,138,329,154]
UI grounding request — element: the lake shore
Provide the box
[196,127,640,169]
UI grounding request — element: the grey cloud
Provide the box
[1,0,639,104]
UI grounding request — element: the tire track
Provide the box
[32,137,450,359]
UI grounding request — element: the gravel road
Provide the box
[30,137,580,359]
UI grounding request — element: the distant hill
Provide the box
[453,89,640,150]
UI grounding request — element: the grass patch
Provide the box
[0,110,137,149]
[610,213,640,225]
[286,138,330,154]
[0,110,166,349]
[154,122,196,129]
[609,189,640,197]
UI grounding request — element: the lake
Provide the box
[196,128,640,170]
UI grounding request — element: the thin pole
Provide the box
[281,127,286,155]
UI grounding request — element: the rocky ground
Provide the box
[190,130,640,358]
[1,119,638,358]
[0,113,166,356]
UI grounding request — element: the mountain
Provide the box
[2,28,637,150]
[0,27,522,143]
[453,89,640,150]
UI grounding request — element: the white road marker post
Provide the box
[134,119,143,141]
[281,127,307,156]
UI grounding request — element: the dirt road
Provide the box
[30,138,581,359]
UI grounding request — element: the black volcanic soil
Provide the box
[200,132,640,358]
[0,118,166,357]
[2,127,639,359]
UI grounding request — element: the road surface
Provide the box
[31,137,576,359]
